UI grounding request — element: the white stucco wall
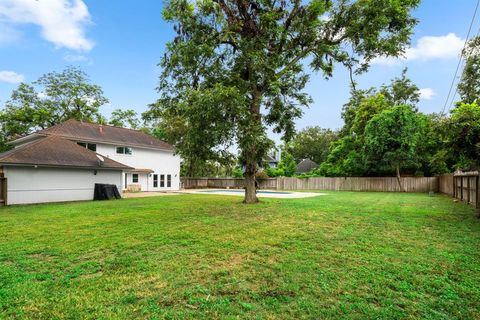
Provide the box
[94,143,181,191]
[4,166,123,205]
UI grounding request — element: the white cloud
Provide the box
[419,88,436,100]
[373,33,465,65]
[0,70,24,84]
[0,0,94,51]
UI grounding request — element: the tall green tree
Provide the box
[322,68,421,177]
[287,126,338,164]
[0,67,108,145]
[109,109,140,129]
[364,105,424,191]
[458,36,480,104]
[448,102,480,169]
[150,0,419,203]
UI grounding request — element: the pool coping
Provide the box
[180,189,326,199]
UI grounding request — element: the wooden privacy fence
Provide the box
[181,177,278,190]
[181,176,438,192]
[451,171,479,211]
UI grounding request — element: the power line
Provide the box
[441,0,480,114]
[447,22,480,111]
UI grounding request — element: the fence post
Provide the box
[467,177,471,204]
[476,175,480,218]
[452,176,457,199]
[460,177,464,201]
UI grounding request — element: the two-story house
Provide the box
[0,119,181,205]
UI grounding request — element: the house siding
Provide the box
[95,143,181,191]
[4,166,122,205]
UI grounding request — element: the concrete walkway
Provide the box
[181,189,326,199]
[122,191,180,198]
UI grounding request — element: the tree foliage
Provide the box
[458,36,480,104]
[0,67,108,144]
[287,126,338,165]
[364,105,424,190]
[149,0,420,202]
[265,151,297,177]
[448,102,480,169]
[320,69,424,177]
[109,109,140,129]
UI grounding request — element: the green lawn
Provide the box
[0,192,479,319]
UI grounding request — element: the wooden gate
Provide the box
[453,171,479,215]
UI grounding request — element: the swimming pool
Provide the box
[198,189,292,195]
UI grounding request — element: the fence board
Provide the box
[438,175,454,196]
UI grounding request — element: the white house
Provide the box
[0,119,181,205]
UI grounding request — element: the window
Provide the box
[167,174,172,188]
[160,174,165,187]
[132,174,139,183]
[116,146,133,155]
[153,174,158,188]
[77,142,96,151]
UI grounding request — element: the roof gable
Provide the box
[296,159,319,173]
[0,136,132,170]
[37,119,174,151]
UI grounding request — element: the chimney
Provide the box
[99,125,104,134]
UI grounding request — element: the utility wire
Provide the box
[441,0,480,114]
[447,22,480,112]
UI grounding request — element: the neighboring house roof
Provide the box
[0,135,132,170]
[17,119,174,151]
[264,154,278,163]
[296,159,319,173]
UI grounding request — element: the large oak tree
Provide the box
[149,0,420,203]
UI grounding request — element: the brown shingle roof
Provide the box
[0,136,132,170]
[296,159,319,173]
[37,119,174,151]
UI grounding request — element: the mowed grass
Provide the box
[1,192,480,319]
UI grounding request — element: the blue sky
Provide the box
[0,0,478,138]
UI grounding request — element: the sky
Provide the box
[0,0,479,140]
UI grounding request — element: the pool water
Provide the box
[198,189,292,195]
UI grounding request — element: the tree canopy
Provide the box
[109,109,140,129]
[458,36,480,104]
[286,126,338,165]
[364,105,425,190]
[0,67,108,145]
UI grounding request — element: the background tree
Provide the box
[150,0,420,203]
[321,69,421,177]
[364,105,424,191]
[287,126,338,165]
[447,102,480,170]
[458,36,480,104]
[265,151,297,177]
[0,67,108,145]
[379,68,420,108]
[109,109,140,129]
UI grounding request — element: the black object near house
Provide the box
[94,184,121,200]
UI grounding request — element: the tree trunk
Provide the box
[396,165,405,192]
[244,165,258,204]
[243,86,262,204]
